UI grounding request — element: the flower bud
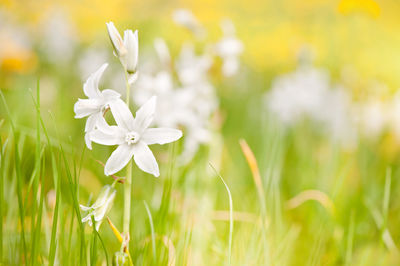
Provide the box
[106,22,139,75]
[106,22,127,57]
[122,29,138,74]
[112,251,129,266]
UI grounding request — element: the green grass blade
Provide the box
[48,155,61,266]
[49,111,86,265]
[210,163,233,266]
[0,91,27,262]
[144,200,156,260]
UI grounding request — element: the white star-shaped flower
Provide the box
[80,185,116,231]
[89,96,182,177]
[74,63,121,149]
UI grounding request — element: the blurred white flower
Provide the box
[80,185,116,231]
[78,46,110,80]
[172,9,205,38]
[214,19,244,77]
[74,63,121,149]
[133,38,218,164]
[106,22,139,76]
[89,96,182,176]
[265,65,356,144]
[40,9,77,63]
[154,38,171,66]
[265,66,331,125]
[357,100,388,138]
[176,43,213,86]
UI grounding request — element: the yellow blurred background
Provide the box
[2,0,400,90]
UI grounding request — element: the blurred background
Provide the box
[2,0,400,265]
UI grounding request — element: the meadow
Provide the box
[1,0,400,265]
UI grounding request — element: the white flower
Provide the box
[80,185,116,231]
[154,38,171,66]
[106,22,139,75]
[176,43,213,86]
[265,65,357,145]
[74,63,121,149]
[89,96,182,177]
[214,19,243,77]
[40,9,77,63]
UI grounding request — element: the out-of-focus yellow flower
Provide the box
[0,39,37,73]
[338,0,380,18]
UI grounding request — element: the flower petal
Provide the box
[106,22,126,57]
[102,89,121,100]
[123,29,139,73]
[132,141,159,177]
[85,113,98,132]
[128,72,139,85]
[74,99,100,118]
[104,144,135,175]
[134,96,157,131]
[142,128,182,145]
[109,99,135,131]
[90,127,125,146]
[85,132,93,150]
[81,213,92,223]
[83,63,108,98]
[80,204,92,211]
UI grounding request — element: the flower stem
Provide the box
[123,68,132,245]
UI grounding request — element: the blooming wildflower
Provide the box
[106,22,139,76]
[154,38,171,66]
[214,19,243,77]
[132,39,218,165]
[74,63,121,149]
[41,9,77,63]
[264,65,357,145]
[80,185,116,231]
[89,96,182,176]
[176,43,213,86]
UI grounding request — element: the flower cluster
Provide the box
[133,10,243,164]
[264,60,400,145]
[264,64,357,144]
[74,22,182,230]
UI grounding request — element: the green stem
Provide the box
[123,164,132,234]
[122,68,133,246]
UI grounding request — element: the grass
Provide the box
[1,65,400,266]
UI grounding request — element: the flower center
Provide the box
[125,131,140,145]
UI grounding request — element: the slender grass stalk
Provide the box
[239,139,266,214]
[383,167,391,223]
[94,227,109,266]
[48,155,61,265]
[0,136,4,261]
[345,211,355,266]
[49,112,86,265]
[32,153,45,266]
[0,91,27,262]
[209,163,233,266]
[30,82,42,266]
[143,200,156,259]
[90,217,98,266]
[29,88,61,266]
